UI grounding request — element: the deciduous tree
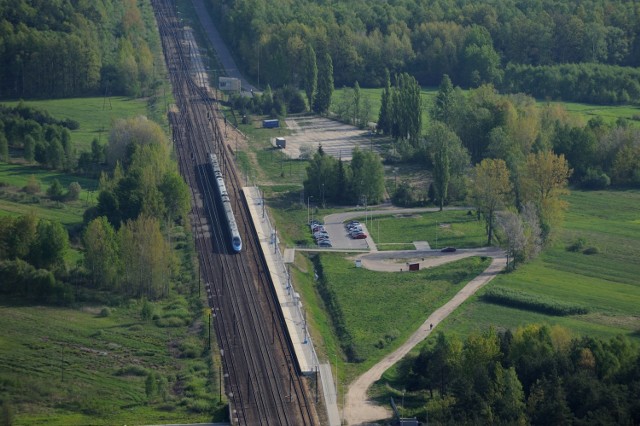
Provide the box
[519,151,571,240]
[84,216,119,290]
[470,158,512,244]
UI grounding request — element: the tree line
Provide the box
[0,103,77,169]
[0,0,160,98]
[399,325,640,424]
[303,146,385,207]
[209,0,640,104]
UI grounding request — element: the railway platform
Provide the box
[242,186,341,426]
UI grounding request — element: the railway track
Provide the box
[151,1,318,424]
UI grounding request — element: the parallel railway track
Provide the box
[151,1,318,424]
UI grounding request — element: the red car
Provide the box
[352,233,367,239]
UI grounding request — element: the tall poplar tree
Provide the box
[313,47,334,114]
[377,69,392,135]
[302,44,317,110]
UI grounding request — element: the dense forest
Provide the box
[0,0,160,98]
[208,0,640,103]
[398,326,640,424]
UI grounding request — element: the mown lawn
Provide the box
[316,253,491,382]
[1,97,149,152]
[355,209,486,250]
[441,189,640,341]
[0,296,225,425]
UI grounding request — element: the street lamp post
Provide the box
[402,389,406,417]
[307,196,313,225]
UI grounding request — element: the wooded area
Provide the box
[400,326,640,424]
[0,0,160,98]
[209,0,640,103]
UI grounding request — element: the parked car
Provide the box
[313,232,330,239]
[352,233,367,239]
[310,219,322,226]
[441,247,457,252]
[311,225,325,233]
[318,239,332,247]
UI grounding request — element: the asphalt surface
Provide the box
[191,0,257,93]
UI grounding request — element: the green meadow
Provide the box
[0,297,225,425]
[442,189,640,341]
[310,253,490,382]
[1,97,149,152]
[354,209,486,250]
[332,87,640,130]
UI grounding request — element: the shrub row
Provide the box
[482,286,589,316]
[311,255,362,362]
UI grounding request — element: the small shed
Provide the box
[263,119,279,128]
[408,263,420,271]
[275,137,286,148]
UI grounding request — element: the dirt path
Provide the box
[344,251,507,425]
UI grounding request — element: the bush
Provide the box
[46,179,65,201]
[583,246,599,255]
[66,182,81,201]
[115,365,148,376]
[567,237,587,252]
[581,168,610,189]
[141,299,154,321]
[155,316,187,327]
[179,341,201,358]
[98,307,111,317]
[187,398,211,413]
[482,286,589,316]
[22,175,41,194]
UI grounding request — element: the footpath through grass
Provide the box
[311,253,490,383]
[442,189,640,341]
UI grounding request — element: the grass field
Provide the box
[439,189,640,341]
[332,87,640,131]
[0,296,225,425]
[550,101,640,126]
[354,209,486,250]
[0,163,98,227]
[315,253,491,382]
[1,97,149,152]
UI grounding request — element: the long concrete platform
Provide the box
[242,187,340,425]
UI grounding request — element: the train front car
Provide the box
[208,153,243,253]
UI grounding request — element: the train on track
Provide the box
[208,153,242,252]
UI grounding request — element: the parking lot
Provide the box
[281,116,382,161]
[307,217,374,251]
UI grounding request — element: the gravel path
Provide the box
[344,249,507,425]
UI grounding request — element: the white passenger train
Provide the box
[208,153,242,252]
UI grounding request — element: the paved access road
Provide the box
[191,0,257,93]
